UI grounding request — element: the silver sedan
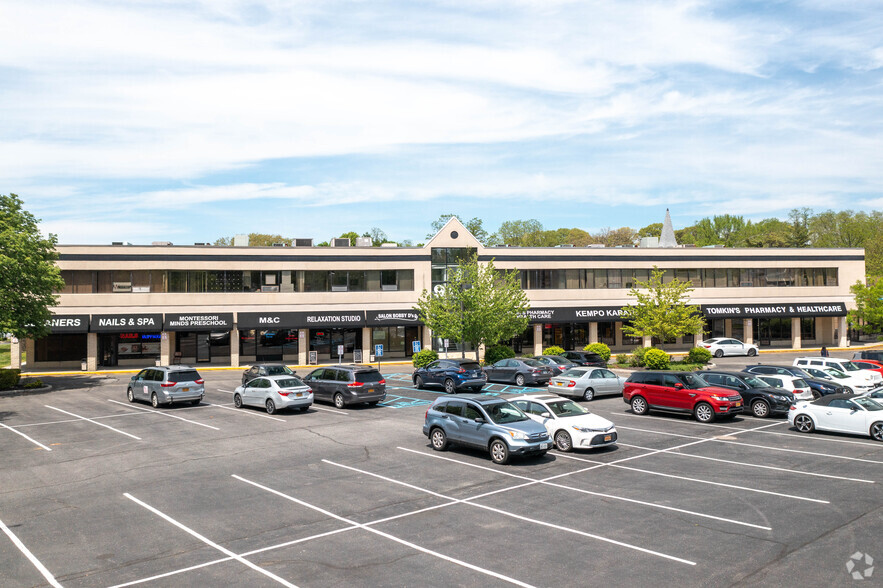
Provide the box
[547,367,626,401]
[234,375,313,414]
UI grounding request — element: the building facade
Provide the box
[11,218,865,371]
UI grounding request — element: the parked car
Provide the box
[241,363,297,385]
[742,364,849,397]
[561,351,607,367]
[412,359,486,394]
[233,375,312,414]
[701,371,794,418]
[858,388,883,401]
[423,394,551,464]
[531,355,579,375]
[789,394,883,441]
[792,357,883,390]
[799,366,868,394]
[511,394,617,452]
[698,337,759,358]
[484,358,556,386]
[622,371,743,423]
[302,365,386,408]
[127,366,204,407]
[850,359,883,376]
[547,367,626,401]
[752,374,813,401]
[852,350,883,363]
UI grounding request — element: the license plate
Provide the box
[554,381,563,386]
[540,442,550,450]
[366,388,374,393]
[296,392,303,397]
[182,387,189,392]
[604,435,612,442]
[735,402,742,407]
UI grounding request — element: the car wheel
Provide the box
[334,393,346,409]
[234,393,243,408]
[415,376,425,389]
[630,396,648,415]
[794,414,815,433]
[694,402,715,423]
[751,400,770,418]
[191,399,200,406]
[151,393,159,408]
[554,430,573,452]
[869,421,883,442]
[489,439,510,465]
[126,388,135,403]
[714,349,724,358]
[747,348,757,357]
[515,374,525,386]
[430,428,448,451]
[265,399,276,414]
[583,388,595,401]
[444,379,456,394]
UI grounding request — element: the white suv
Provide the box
[754,374,813,401]
[793,357,882,391]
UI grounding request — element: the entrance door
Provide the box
[405,327,419,357]
[99,335,118,367]
[256,330,283,361]
[196,334,211,363]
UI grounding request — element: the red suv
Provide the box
[622,371,743,423]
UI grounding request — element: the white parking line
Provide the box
[233,474,539,586]
[107,400,220,430]
[13,411,151,428]
[0,422,52,451]
[202,402,286,422]
[45,405,141,440]
[0,517,63,588]
[322,460,698,565]
[123,493,299,588]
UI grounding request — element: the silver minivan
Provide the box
[127,366,205,407]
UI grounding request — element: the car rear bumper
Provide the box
[344,389,387,404]
[276,393,313,409]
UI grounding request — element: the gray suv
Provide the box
[127,366,205,407]
[302,365,386,409]
[423,395,551,464]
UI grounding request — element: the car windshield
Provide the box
[522,359,544,367]
[548,356,570,363]
[547,400,590,417]
[793,379,808,388]
[806,368,831,380]
[681,373,708,389]
[853,397,883,411]
[840,362,860,372]
[485,402,529,424]
[790,367,810,378]
[742,376,769,388]
[266,365,293,376]
[276,377,306,388]
[826,369,849,380]
[561,368,589,378]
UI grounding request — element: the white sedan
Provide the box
[234,375,313,414]
[547,367,626,401]
[700,338,759,358]
[511,394,617,452]
[789,394,883,441]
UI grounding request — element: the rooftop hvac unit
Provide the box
[194,242,210,246]
[355,237,372,247]
[150,241,172,246]
[272,243,285,247]
[331,238,351,247]
[586,243,606,248]
[380,242,398,247]
[639,237,659,248]
[294,238,314,247]
[233,234,248,247]
[555,244,574,247]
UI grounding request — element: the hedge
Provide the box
[583,342,611,362]
[643,348,671,370]
[543,346,566,357]
[687,346,712,365]
[0,369,21,390]
[484,345,516,366]
[411,348,439,368]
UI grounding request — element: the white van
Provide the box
[792,357,882,391]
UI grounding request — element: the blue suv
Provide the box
[423,395,551,464]
[413,359,487,394]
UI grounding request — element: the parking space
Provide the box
[1,367,881,587]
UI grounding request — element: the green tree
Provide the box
[847,278,883,333]
[594,226,638,247]
[620,266,705,344]
[415,255,529,359]
[689,215,748,247]
[488,219,545,246]
[637,223,663,238]
[0,194,65,339]
[338,231,360,245]
[809,210,878,248]
[426,214,489,244]
[739,218,789,248]
[787,208,811,248]
[363,227,387,247]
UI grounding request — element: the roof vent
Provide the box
[151,241,172,246]
[380,242,397,248]
[331,238,351,247]
[294,238,313,247]
[355,237,372,247]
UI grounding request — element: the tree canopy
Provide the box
[847,278,883,333]
[620,266,705,344]
[0,194,65,339]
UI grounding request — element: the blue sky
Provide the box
[2,0,882,245]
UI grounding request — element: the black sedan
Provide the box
[484,358,556,386]
[702,370,795,418]
[561,351,607,367]
[742,364,849,397]
[242,363,297,385]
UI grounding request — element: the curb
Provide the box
[0,384,53,397]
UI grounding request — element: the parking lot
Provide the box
[1,357,881,587]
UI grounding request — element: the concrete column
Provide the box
[477,343,486,362]
[230,328,240,367]
[791,317,802,350]
[362,327,372,363]
[725,319,732,337]
[694,328,704,346]
[533,324,543,356]
[24,338,35,371]
[743,319,753,345]
[837,316,848,347]
[589,322,599,344]
[642,335,652,348]
[615,322,624,350]
[9,338,22,369]
[298,329,308,365]
[160,331,172,365]
[87,332,98,371]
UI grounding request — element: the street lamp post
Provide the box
[459,282,472,359]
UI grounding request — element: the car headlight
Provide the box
[771,394,789,401]
[508,430,529,440]
[710,394,731,401]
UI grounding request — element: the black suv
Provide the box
[561,351,607,367]
[701,371,794,418]
[412,359,486,393]
[302,365,386,409]
[742,364,848,397]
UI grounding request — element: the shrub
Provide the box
[0,369,21,390]
[629,346,648,367]
[543,346,566,357]
[687,346,712,365]
[643,348,671,370]
[412,348,439,368]
[484,345,516,366]
[23,379,43,389]
[616,353,630,365]
[583,342,611,362]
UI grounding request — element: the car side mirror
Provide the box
[674,383,684,389]
[540,411,551,418]
[474,417,485,423]
[130,375,136,381]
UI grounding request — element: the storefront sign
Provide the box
[237,312,301,329]
[522,307,626,323]
[365,310,423,326]
[164,313,234,331]
[292,311,365,328]
[90,314,163,332]
[47,314,90,333]
[701,302,847,318]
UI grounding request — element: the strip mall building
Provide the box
[11,218,865,371]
